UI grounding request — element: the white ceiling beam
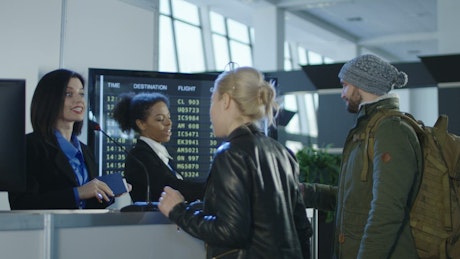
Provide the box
[276,0,353,10]
[359,32,437,46]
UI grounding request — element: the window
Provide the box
[174,20,205,72]
[297,46,308,66]
[284,42,293,71]
[212,34,230,70]
[307,50,323,65]
[159,15,177,72]
[210,11,253,69]
[159,0,205,72]
[281,92,319,153]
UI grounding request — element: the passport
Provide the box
[97,172,128,196]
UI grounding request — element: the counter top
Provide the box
[0,209,171,230]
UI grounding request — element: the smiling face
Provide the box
[57,77,86,126]
[137,101,172,143]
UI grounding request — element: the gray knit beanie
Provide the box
[338,54,408,95]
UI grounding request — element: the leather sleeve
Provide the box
[169,148,252,247]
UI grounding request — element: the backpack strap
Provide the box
[358,110,394,181]
[359,110,423,182]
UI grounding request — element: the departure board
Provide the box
[87,68,219,182]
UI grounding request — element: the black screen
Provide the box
[0,79,26,191]
[87,69,220,182]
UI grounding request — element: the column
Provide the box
[253,5,284,71]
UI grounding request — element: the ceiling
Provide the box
[122,0,455,63]
[272,0,437,62]
[185,0,444,62]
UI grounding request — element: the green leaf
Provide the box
[296,145,341,223]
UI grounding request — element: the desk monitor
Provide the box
[0,79,26,191]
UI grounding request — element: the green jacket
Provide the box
[303,95,422,259]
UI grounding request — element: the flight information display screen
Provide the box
[87,69,219,182]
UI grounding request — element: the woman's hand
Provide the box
[158,186,185,217]
[77,178,114,203]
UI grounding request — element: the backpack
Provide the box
[363,110,460,259]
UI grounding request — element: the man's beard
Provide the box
[347,88,362,113]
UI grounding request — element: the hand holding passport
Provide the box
[97,172,129,196]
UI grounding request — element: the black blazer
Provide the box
[8,132,110,210]
[124,139,205,203]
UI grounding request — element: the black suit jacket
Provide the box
[8,132,110,210]
[124,139,205,203]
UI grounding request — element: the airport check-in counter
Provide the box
[0,210,205,259]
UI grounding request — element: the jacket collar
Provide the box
[42,138,81,185]
[226,123,260,141]
[40,133,94,185]
[357,94,400,122]
[139,136,172,165]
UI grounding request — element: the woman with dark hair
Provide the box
[112,92,205,203]
[8,69,127,210]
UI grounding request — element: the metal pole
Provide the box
[43,213,54,259]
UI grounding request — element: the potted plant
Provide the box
[296,145,341,259]
[296,145,340,221]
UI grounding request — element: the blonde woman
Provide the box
[159,66,310,259]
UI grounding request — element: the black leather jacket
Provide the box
[169,123,310,259]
